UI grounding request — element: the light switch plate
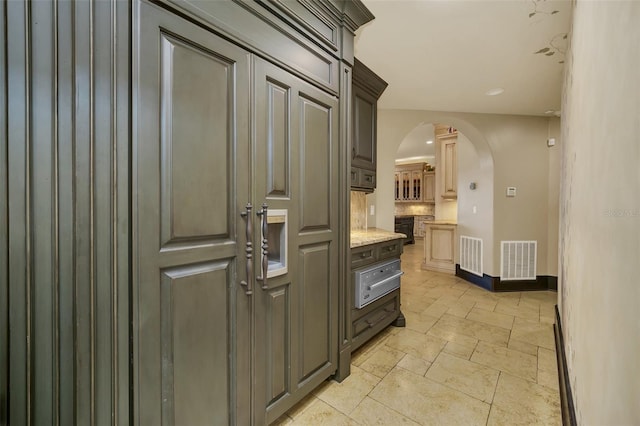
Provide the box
[547,138,556,147]
[506,187,516,197]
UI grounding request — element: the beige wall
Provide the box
[559,1,640,423]
[376,110,558,276]
[456,132,494,273]
[547,117,561,277]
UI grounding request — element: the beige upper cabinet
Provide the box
[436,125,458,200]
[395,163,434,203]
[424,171,436,203]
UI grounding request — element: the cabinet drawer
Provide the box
[351,291,399,350]
[350,167,375,192]
[377,240,402,261]
[350,167,359,186]
[351,245,375,269]
[359,169,376,189]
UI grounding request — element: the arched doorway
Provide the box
[376,111,495,276]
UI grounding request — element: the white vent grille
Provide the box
[460,236,483,277]
[501,241,537,281]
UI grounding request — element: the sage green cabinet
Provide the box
[133,1,358,425]
[350,59,388,192]
[4,0,372,424]
[252,58,340,425]
[133,6,252,424]
[350,239,403,352]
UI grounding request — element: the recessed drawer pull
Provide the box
[367,271,404,290]
[365,307,396,328]
[360,252,369,258]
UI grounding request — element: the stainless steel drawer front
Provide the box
[354,259,403,308]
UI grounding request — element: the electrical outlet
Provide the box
[506,187,516,197]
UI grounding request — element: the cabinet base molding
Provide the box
[422,263,456,274]
[392,311,406,327]
[334,346,352,383]
[455,265,558,292]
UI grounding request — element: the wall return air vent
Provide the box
[460,236,483,277]
[501,241,537,281]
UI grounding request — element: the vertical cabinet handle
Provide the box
[240,203,253,295]
[256,203,269,289]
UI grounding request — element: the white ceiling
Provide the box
[395,123,436,163]
[354,0,572,116]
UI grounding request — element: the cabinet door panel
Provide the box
[265,78,291,198]
[265,285,290,405]
[133,4,251,425]
[424,172,436,203]
[254,58,339,424]
[299,243,331,379]
[442,139,457,197]
[351,87,376,170]
[161,263,231,425]
[300,94,333,231]
[159,33,233,246]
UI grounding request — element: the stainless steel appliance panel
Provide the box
[354,259,403,308]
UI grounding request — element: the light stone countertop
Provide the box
[423,220,458,226]
[350,227,406,248]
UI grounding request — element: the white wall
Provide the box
[559,1,640,423]
[376,110,557,276]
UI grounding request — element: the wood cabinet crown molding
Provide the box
[353,58,388,98]
[329,0,375,31]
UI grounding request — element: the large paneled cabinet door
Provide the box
[133,3,251,425]
[253,58,340,424]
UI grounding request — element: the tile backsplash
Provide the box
[351,191,367,230]
[395,202,435,216]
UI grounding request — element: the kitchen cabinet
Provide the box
[350,239,404,352]
[132,2,369,425]
[394,216,415,244]
[437,131,458,199]
[414,215,435,238]
[424,171,436,203]
[423,222,458,274]
[395,163,430,202]
[5,0,372,422]
[351,59,388,192]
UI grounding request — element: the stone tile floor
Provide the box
[273,242,561,425]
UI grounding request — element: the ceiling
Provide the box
[354,0,572,116]
[395,123,435,163]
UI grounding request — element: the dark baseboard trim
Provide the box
[455,265,495,291]
[494,277,548,292]
[543,275,558,291]
[456,265,557,292]
[554,305,577,426]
